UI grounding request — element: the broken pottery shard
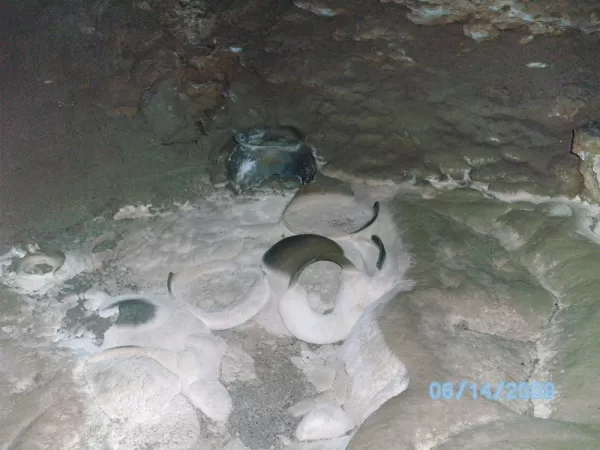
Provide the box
[226,125,317,193]
[571,120,600,204]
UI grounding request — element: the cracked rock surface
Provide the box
[349,191,600,449]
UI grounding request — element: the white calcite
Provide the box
[288,393,338,418]
[82,287,233,425]
[291,343,339,392]
[277,265,398,345]
[14,182,593,449]
[220,343,258,383]
[184,378,232,423]
[168,261,271,330]
[276,202,412,345]
[83,355,181,423]
[115,394,202,450]
[222,437,251,450]
[340,296,410,427]
[178,334,228,382]
[296,403,354,441]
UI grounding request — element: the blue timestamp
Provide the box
[429,380,556,401]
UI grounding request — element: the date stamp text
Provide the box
[429,380,556,401]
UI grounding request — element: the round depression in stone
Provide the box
[174,267,259,310]
[283,195,376,237]
[296,261,342,314]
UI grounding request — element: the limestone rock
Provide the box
[347,195,566,448]
[296,403,353,441]
[184,378,233,423]
[435,417,600,449]
[510,212,600,424]
[385,0,600,40]
[571,120,600,204]
[158,0,216,46]
[83,355,182,423]
[547,153,584,198]
[463,23,499,42]
[292,0,352,17]
[116,394,202,450]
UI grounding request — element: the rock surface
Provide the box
[571,120,600,203]
[4,0,600,449]
[384,0,600,39]
[348,190,600,448]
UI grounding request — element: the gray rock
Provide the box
[387,0,600,39]
[547,153,584,198]
[571,120,600,204]
[349,192,600,448]
[435,417,600,449]
[509,211,600,424]
[140,78,200,145]
[348,195,556,448]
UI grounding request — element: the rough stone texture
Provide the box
[4,0,600,447]
[383,0,600,40]
[83,355,182,423]
[501,208,600,424]
[198,3,596,200]
[571,120,600,203]
[435,417,600,449]
[348,195,540,448]
[140,78,201,144]
[349,191,600,448]
[3,0,600,245]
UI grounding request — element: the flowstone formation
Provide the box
[348,187,600,449]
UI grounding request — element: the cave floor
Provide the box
[1,1,600,449]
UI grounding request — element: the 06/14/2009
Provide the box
[428,380,556,401]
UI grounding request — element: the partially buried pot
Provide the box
[226,125,317,193]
